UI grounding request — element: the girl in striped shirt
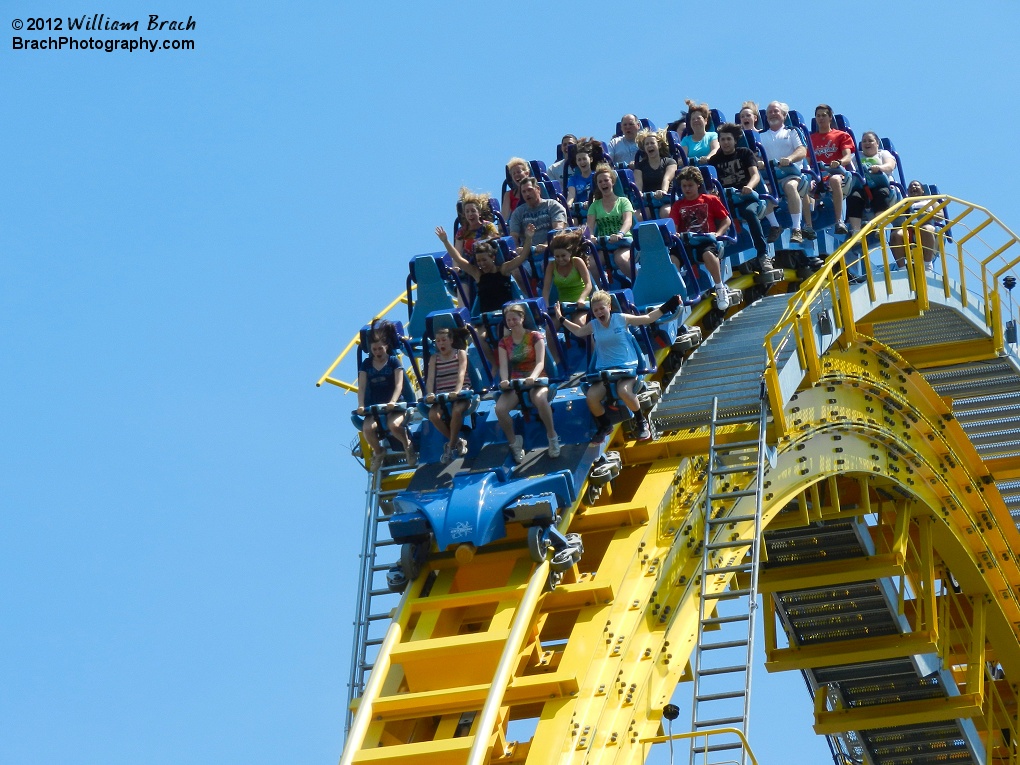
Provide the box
[424,327,471,464]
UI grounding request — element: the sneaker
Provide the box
[766,226,783,244]
[548,434,561,458]
[754,200,768,220]
[834,221,849,235]
[801,227,817,241]
[510,435,525,465]
[455,437,469,457]
[756,254,774,273]
[789,229,804,244]
[714,288,730,312]
[634,416,652,442]
[591,414,613,443]
[440,442,452,465]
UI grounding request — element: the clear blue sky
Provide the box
[4,2,1018,763]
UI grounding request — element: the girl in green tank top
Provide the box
[542,229,593,323]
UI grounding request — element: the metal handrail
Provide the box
[316,290,411,391]
[763,196,1020,435]
[640,726,759,765]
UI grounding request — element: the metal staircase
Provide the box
[654,294,794,431]
[689,397,768,765]
[345,458,410,733]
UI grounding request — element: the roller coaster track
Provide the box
[321,196,1020,765]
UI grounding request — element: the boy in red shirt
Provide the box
[810,104,855,235]
[669,166,733,310]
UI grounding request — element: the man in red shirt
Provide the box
[669,166,733,311]
[810,104,855,235]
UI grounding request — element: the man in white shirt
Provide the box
[759,101,815,244]
[608,114,641,166]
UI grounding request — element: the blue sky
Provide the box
[3,1,1019,763]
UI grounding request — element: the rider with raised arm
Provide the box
[556,290,681,442]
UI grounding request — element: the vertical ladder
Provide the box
[689,394,768,765]
[344,458,408,734]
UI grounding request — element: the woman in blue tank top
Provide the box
[557,290,680,442]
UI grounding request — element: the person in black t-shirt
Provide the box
[709,123,772,270]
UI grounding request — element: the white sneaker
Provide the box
[714,288,730,312]
[455,437,469,457]
[548,434,561,458]
[510,435,525,465]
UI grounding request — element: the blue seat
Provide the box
[881,137,909,193]
[406,254,458,343]
[633,221,693,312]
[424,308,491,393]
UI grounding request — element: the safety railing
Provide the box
[316,290,411,392]
[639,726,759,765]
[763,196,1020,435]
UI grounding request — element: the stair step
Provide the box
[700,639,748,651]
[704,564,752,576]
[705,540,756,551]
[703,588,752,600]
[708,489,758,500]
[697,664,748,676]
[702,614,750,626]
[695,690,748,703]
[693,716,745,728]
[707,514,758,525]
[710,464,759,476]
[713,439,760,450]
[700,742,745,754]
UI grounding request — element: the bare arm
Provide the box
[660,162,677,195]
[743,162,761,195]
[502,224,534,274]
[618,209,633,237]
[389,366,404,405]
[624,307,665,327]
[436,226,480,280]
[498,344,509,384]
[455,350,468,391]
[574,258,593,302]
[527,335,546,380]
[699,137,720,164]
[425,356,437,397]
[542,261,554,305]
[357,370,367,411]
[554,304,595,337]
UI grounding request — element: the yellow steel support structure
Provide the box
[330,197,1020,765]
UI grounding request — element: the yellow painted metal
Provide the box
[332,199,1020,764]
[637,727,758,765]
[317,290,412,391]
